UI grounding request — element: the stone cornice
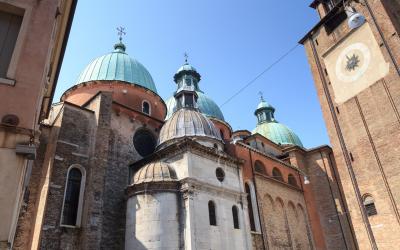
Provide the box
[180,177,246,201]
[125,181,179,197]
[130,138,242,172]
[60,80,166,108]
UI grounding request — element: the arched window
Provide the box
[232,205,240,229]
[288,174,298,187]
[220,129,224,139]
[208,201,217,226]
[245,183,256,231]
[254,160,266,175]
[61,166,86,226]
[272,168,284,182]
[363,195,377,216]
[142,101,150,115]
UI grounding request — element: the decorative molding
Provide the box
[125,181,179,197]
[180,177,245,201]
[130,138,242,173]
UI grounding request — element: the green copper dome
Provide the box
[252,97,303,147]
[76,42,157,93]
[165,61,224,121]
[253,122,303,147]
[165,91,225,121]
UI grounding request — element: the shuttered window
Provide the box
[0,9,22,78]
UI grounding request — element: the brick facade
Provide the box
[301,0,400,249]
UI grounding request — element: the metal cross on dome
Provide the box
[258,91,265,101]
[117,26,126,42]
[184,52,189,63]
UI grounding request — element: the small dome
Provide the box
[176,63,197,73]
[76,42,157,93]
[253,122,303,147]
[133,162,177,184]
[165,91,225,121]
[257,100,274,110]
[159,108,222,146]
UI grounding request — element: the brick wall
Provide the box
[302,0,400,248]
[255,175,313,250]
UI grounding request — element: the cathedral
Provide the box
[11,37,356,249]
[2,0,400,249]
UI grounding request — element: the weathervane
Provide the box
[258,91,264,101]
[117,26,126,42]
[184,52,188,64]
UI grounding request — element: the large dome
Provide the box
[76,43,157,93]
[158,108,222,147]
[165,91,225,121]
[253,122,303,147]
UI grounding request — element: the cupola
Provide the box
[252,95,303,147]
[165,56,224,121]
[158,64,222,148]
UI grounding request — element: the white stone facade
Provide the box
[126,146,252,250]
[125,193,180,250]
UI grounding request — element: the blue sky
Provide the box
[55,0,330,148]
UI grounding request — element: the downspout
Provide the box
[247,147,267,250]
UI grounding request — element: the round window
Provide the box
[216,168,225,182]
[133,129,156,157]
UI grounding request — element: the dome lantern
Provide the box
[158,61,222,148]
[252,95,303,147]
[165,56,225,121]
[173,53,201,90]
[254,93,276,124]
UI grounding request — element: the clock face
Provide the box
[335,42,371,83]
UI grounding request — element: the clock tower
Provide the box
[300,0,400,249]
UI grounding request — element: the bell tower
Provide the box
[300,0,400,249]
